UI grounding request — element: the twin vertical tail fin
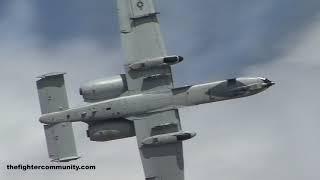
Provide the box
[36,73,80,162]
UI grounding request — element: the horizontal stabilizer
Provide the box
[44,123,79,162]
[36,72,79,162]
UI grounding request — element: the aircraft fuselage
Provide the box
[39,77,274,124]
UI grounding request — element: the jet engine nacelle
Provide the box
[128,55,183,70]
[86,119,135,142]
[79,75,128,102]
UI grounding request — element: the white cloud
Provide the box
[180,19,320,180]
[1,1,320,180]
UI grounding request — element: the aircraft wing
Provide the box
[117,1,184,179]
[133,109,184,180]
[117,0,174,92]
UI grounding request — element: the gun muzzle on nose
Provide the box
[263,78,275,87]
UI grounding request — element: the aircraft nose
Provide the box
[190,132,197,138]
[262,78,275,87]
[178,56,184,62]
[270,81,275,86]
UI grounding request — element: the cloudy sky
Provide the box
[1,0,320,179]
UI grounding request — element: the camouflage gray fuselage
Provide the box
[39,77,273,124]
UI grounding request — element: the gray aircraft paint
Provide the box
[36,73,79,162]
[36,0,274,179]
[39,77,273,124]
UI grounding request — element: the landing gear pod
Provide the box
[141,131,196,146]
[128,55,184,70]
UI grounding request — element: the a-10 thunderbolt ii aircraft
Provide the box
[36,0,274,179]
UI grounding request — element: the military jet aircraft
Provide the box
[36,0,274,179]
